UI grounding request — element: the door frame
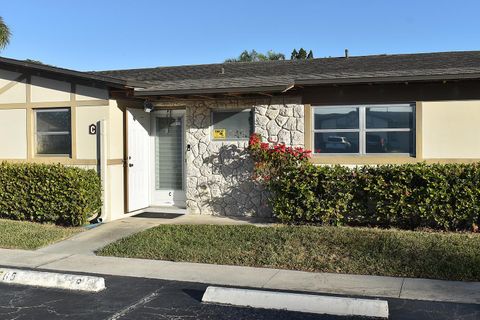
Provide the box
[149,109,187,207]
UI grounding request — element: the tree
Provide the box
[291,48,314,60]
[25,59,44,64]
[0,17,11,50]
[290,49,298,60]
[266,50,286,61]
[297,48,307,59]
[226,48,314,62]
[225,49,285,62]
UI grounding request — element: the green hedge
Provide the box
[271,162,480,231]
[0,162,102,226]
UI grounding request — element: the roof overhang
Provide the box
[0,56,147,89]
[295,73,480,86]
[134,84,296,97]
[133,73,480,100]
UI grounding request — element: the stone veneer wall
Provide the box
[185,96,304,216]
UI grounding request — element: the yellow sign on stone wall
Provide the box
[213,129,227,139]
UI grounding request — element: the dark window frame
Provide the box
[312,104,416,156]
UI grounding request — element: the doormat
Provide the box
[132,212,183,219]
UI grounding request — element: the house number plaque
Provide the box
[89,124,97,135]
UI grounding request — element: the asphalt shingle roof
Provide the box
[93,51,480,95]
[0,56,144,88]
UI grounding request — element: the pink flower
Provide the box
[249,133,261,147]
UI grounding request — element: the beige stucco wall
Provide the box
[31,76,71,102]
[76,105,109,159]
[107,165,125,221]
[105,99,125,221]
[76,84,109,101]
[108,100,124,160]
[0,79,26,104]
[422,100,480,159]
[0,70,26,104]
[0,109,27,158]
[0,67,127,222]
[75,100,126,220]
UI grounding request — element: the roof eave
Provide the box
[294,73,480,86]
[133,73,480,97]
[133,84,294,97]
[0,56,147,89]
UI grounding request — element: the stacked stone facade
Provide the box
[184,96,304,216]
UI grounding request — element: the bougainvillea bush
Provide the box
[248,133,480,231]
[248,133,311,182]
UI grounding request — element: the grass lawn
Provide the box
[0,219,81,250]
[98,224,480,281]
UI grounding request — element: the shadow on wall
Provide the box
[29,75,109,100]
[202,144,271,217]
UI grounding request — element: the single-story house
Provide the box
[1,51,480,221]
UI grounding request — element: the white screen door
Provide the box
[151,110,186,207]
[127,108,150,212]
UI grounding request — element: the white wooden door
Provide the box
[127,108,150,212]
[150,110,186,207]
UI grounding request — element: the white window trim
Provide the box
[312,104,415,156]
[34,108,72,157]
[210,108,254,141]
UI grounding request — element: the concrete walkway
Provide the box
[2,214,479,306]
[37,214,259,255]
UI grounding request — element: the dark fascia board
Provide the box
[134,84,294,96]
[294,73,480,86]
[134,73,480,97]
[0,56,147,89]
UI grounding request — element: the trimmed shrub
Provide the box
[0,162,102,226]
[248,134,480,231]
[269,163,480,231]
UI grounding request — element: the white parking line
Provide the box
[202,286,389,318]
[108,291,160,320]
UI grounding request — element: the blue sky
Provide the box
[1,0,479,71]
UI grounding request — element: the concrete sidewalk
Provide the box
[3,214,480,306]
[0,247,479,305]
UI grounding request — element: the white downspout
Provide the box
[98,119,109,222]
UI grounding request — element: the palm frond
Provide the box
[0,17,11,49]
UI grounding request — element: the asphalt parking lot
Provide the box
[0,271,478,320]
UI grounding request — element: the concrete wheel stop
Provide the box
[0,267,105,292]
[202,286,389,318]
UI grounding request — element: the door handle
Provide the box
[128,163,134,167]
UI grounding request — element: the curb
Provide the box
[202,286,389,318]
[2,248,479,305]
[0,267,105,292]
